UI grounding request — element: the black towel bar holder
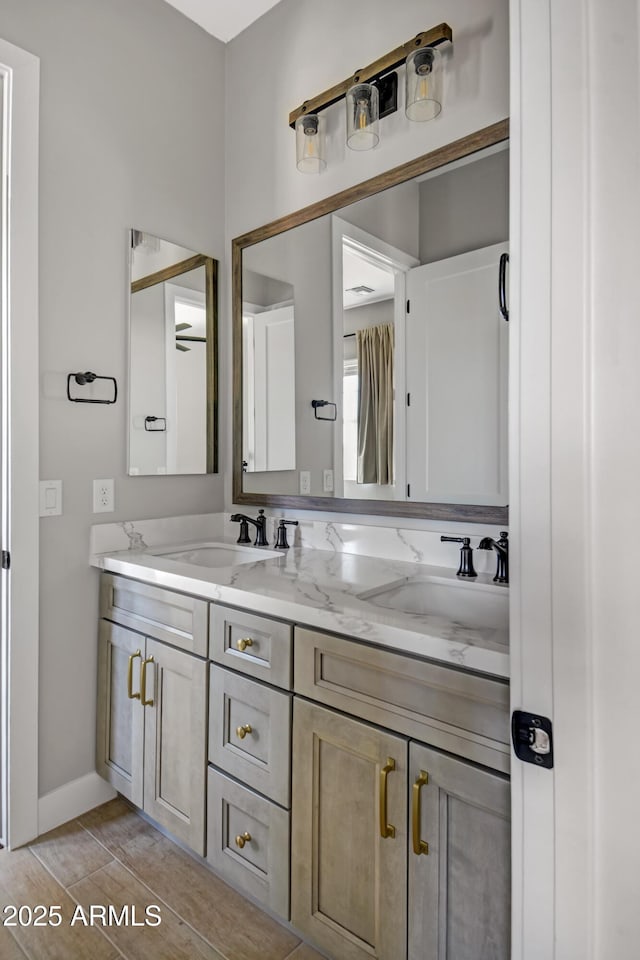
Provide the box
[67,372,118,405]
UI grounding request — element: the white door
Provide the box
[249,305,296,472]
[0,68,4,846]
[0,38,39,849]
[405,242,509,505]
[164,281,207,474]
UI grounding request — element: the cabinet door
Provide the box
[291,699,407,960]
[143,638,208,855]
[96,621,144,806]
[408,742,510,960]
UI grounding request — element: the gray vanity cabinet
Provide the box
[291,699,408,960]
[96,575,510,960]
[291,699,511,960]
[206,604,293,917]
[291,626,511,960]
[97,576,208,855]
[96,620,144,808]
[141,636,207,853]
[408,742,511,960]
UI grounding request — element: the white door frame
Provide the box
[511,2,594,956]
[331,216,418,500]
[0,37,40,849]
[509,3,555,955]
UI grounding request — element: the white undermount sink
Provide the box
[358,575,508,632]
[149,541,281,568]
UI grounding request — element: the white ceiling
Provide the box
[163,0,283,43]
[343,246,395,309]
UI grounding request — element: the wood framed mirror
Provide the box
[128,231,218,476]
[233,118,509,523]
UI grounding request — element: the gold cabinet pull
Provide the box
[236,724,252,740]
[235,832,251,849]
[140,656,155,707]
[127,650,142,700]
[412,771,429,855]
[236,637,253,652]
[379,757,396,839]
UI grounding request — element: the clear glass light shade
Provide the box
[346,83,379,151]
[295,114,327,173]
[405,47,442,121]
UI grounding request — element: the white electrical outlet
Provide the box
[299,470,311,495]
[93,478,114,513]
[323,469,334,493]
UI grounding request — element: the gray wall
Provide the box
[0,0,226,796]
[419,148,509,263]
[243,217,333,496]
[341,181,421,260]
[0,0,509,803]
[226,0,510,510]
[225,0,509,238]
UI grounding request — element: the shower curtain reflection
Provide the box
[356,322,394,485]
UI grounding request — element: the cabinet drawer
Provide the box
[294,627,510,773]
[100,573,208,656]
[209,667,292,806]
[209,605,292,689]
[207,767,290,919]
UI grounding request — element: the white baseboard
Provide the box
[38,771,116,836]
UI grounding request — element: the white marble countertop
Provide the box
[91,537,509,679]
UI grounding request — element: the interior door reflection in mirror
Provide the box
[239,140,509,508]
[242,269,296,473]
[128,231,217,476]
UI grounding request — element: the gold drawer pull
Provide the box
[236,637,253,652]
[127,650,141,700]
[235,832,251,849]
[140,656,154,707]
[412,771,429,855]
[379,757,396,839]
[236,724,252,740]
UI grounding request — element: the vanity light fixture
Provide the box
[295,113,327,173]
[405,47,442,121]
[289,23,452,171]
[346,83,379,151]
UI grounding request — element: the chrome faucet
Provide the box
[478,531,509,584]
[230,510,269,547]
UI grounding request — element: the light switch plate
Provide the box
[323,469,334,493]
[39,480,62,517]
[299,470,311,495]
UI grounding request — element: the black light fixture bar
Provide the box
[288,23,453,128]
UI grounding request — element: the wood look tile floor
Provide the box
[0,798,326,960]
